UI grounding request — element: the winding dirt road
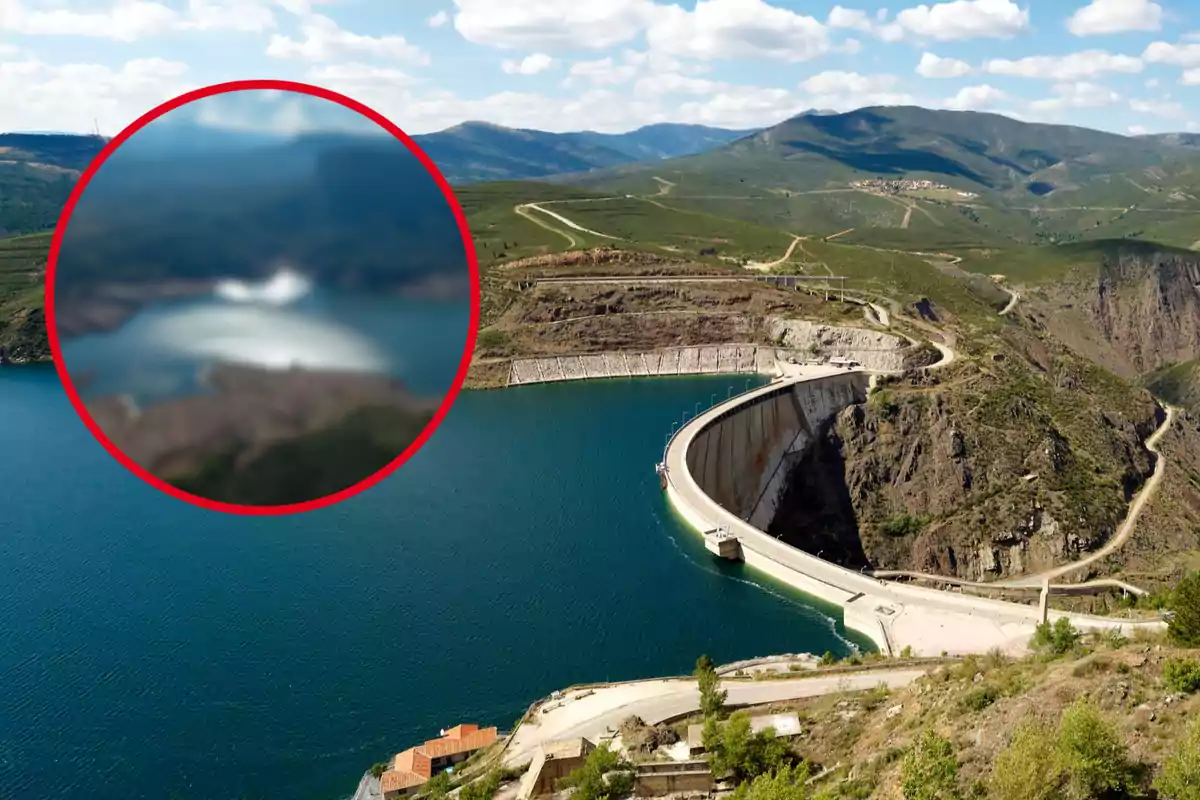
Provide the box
[997,406,1177,588]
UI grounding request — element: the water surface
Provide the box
[0,367,860,800]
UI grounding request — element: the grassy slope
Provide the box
[0,233,51,360]
[742,636,1200,800]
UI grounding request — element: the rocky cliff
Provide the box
[769,338,1163,582]
[1030,244,1200,378]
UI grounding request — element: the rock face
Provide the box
[1032,245,1200,377]
[768,318,914,371]
[768,355,1162,582]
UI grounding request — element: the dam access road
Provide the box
[660,367,1168,658]
[503,666,927,768]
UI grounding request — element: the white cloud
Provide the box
[942,83,1007,109]
[1066,0,1162,36]
[646,0,831,62]
[306,63,417,86]
[177,0,275,32]
[894,0,1029,41]
[0,0,276,40]
[1029,81,1120,113]
[1145,77,1160,88]
[1128,124,1148,134]
[427,10,449,28]
[984,50,1142,80]
[1182,68,1200,84]
[564,57,639,86]
[267,14,429,63]
[634,73,720,98]
[827,6,874,31]
[0,56,194,133]
[453,0,831,61]
[451,0,651,50]
[1143,41,1200,67]
[1129,97,1185,117]
[501,53,554,75]
[916,52,972,77]
[798,71,914,109]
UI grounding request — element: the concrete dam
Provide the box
[662,369,1167,657]
[684,372,868,532]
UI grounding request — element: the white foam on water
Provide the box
[214,267,312,306]
[140,304,389,374]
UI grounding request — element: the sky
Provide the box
[1,0,1199,137]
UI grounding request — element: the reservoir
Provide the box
[58,278,470,405]
[0,366,862,800]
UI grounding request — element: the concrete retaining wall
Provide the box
[508,345,767,386]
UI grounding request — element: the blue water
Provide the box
[0,366,861,800]
[59,291,470,405]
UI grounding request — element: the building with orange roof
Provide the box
[380,723,499,800]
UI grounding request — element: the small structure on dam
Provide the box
[703,527,742,560]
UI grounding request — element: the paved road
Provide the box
[504,668,927,767]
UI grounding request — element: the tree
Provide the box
[990,718,1062,800]
[1154,717,1200,800]
[695,654,727,718]
[708,711,792,783]
[1030,617,1081,656]
[1054,698,1134,800]
[900,730,960,800]
[560,744,631,800]
[733,762,812,800]
[1168,571,1200,647]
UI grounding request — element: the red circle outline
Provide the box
[44,79,481,516]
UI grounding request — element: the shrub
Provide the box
[900,645,914,659]
[960,685,999,712]
[734,762,813,800]
[559,745,630,800]
[1031,617,1081,656]
[1103,628,1127,649]
[900,730,960,800]
[1163,657,1200,694]
[880,514,929,537]
[460,770,502,800]
[708,711,793,782]
[818,652,837,667]
[371,762,389,779]
[991,718,1060,800]
[1055,698,1135,800]
[1168,571,1200,647]
[1154,717,1200,800]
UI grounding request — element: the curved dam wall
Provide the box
[664,372,1168,657]
[685,373,868,532]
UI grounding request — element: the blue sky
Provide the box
[1,0,1198,136]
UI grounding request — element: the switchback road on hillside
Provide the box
[518,202,621,240]
[504,667,927,767]
[745,235,803,271]
[996,405,1178,588]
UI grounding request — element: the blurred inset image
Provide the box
[50,87,474,510]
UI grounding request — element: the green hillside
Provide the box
[0,232,51,361]
[0,133,104,236]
